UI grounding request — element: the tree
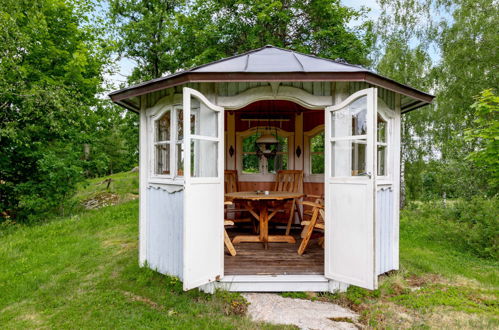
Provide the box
[465,89,499,193]
[178,0,373,68]
[0,0,110,221]
[109,0,185,82]
[375,0,499,200]
[109,0,374,82]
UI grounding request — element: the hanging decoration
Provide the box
[255,103,279,159]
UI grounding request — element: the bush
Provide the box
[402,197,498,259]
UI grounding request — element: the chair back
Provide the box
[224,170,239,193]
[274,170,303,193]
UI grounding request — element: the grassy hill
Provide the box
[0,171,497,328]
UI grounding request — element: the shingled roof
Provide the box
[110,45,433,112]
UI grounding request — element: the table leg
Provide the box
[259,202,268,249]
[231,198,296,246]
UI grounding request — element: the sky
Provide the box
[106,0,383,89]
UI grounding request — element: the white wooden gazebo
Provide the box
[110,45,433,292]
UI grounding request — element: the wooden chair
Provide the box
[272,170,304,235]
[224,170,256,232]
[224,201,237,256]
[301,194,324,238]
[297,200,325,255]
[224,170,239,194]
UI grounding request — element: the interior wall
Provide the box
[224,99,325,195]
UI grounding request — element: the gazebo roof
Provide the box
[110,45,433,112]
[190,46,366,73]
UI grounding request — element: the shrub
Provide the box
[402,197,498,259]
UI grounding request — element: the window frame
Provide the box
[304,125,325,182]
[147,104,185,184]
[236,127,294,182]
[376,98,395,183]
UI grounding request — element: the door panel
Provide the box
[182,87,224,290]
[324,88,378,290]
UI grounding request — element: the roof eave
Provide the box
[109,71,434,109]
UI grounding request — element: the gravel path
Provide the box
[243,293,359,329]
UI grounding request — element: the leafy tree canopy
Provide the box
[109,0,374,82]
[375,0,498,200]
[0,0,112,221]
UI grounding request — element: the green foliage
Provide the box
[0,0,140,223]
[405,159,490,200]
[403,198,499,260]
[108,0,185,81]
[375,0,499,201]
[310,131,325,174]
[465,89,499,192]
[109,0,374,82]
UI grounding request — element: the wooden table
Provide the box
[225,191,303,249]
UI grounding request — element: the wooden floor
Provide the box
[224,229,324,275]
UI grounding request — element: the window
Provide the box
[377,113,388,176]
[154,111,171,175]
[152,106,187,178]
[310,131,325,174]
[241,131,288,175]
[331,96,368,177]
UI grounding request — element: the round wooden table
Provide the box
[225,191,303,249]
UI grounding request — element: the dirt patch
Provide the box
[406,274,443,288]
[426,308,495,329]
[82,192,120,209]
[102,238,137,255]
[122,291,163,311]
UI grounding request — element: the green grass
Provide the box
[1,172,498,329]
[0,199,288,329]
[74,171,140,204]
[308,204,499,328]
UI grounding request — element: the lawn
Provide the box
[1,171,497,329]
[0,172,286,329]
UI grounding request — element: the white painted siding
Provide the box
[146,185,184,279]
[376,187,395,275]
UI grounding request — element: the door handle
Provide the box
[359,172,372,178]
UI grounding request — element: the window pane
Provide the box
[190,97,218,137]
[377,114,387,143]
[331,139,366,177]
[268,153,288,173]
[177,108,183,141]
[190,139,218,177]
[311,153,324,174]
[351,141,366,176]
[278,135,288,152]
[377,145,386,176]
[311,131,325,152]
[242,154,260,173]
[243,133,259,152]
[176,143,184,176]
[156,111,170,142]
[155,144,170,175]
[331,96,367,138]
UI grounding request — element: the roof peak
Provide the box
[188,45,367,74]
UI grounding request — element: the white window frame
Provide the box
[147,104,185,184]
[304,125,325,183]
[376,98,395,184]
[236,127,294,182]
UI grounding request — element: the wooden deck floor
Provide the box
[224,229,324,275]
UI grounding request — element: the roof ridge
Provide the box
[187,45,271,73]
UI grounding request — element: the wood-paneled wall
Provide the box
[238,181,324,196]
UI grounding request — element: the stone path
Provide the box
[243,293,359,329]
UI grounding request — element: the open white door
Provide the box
[324,88,378,290]
[182,87,224,290]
